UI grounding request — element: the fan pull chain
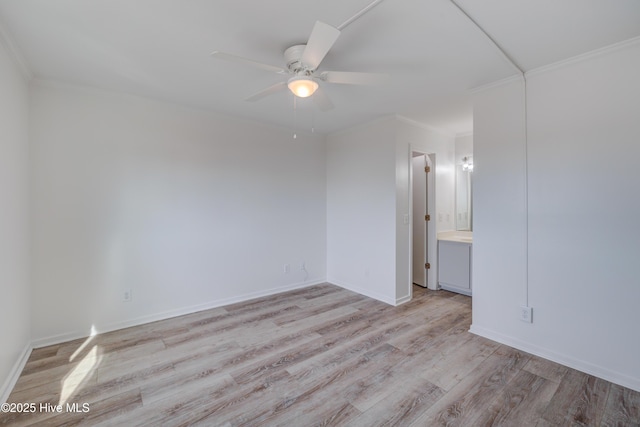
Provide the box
[293,95,297,139]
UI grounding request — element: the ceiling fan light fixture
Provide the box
[287,77,318,98]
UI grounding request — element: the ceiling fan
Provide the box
[211,20,388,111]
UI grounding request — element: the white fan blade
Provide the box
[320,71,388,85]
[301,21,340,71]
[312,86,334,111]
[212,51,287,74]
[245,81,287,102]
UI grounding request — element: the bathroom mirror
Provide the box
[456,162,473,231]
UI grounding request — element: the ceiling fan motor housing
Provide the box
[284,45,311,75]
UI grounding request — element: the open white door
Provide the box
[412,154,429,287]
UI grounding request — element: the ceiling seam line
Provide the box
[448,0,524,75]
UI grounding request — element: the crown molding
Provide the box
[469,36,640,95]
[525,35,640,78]
[0,18,33,81]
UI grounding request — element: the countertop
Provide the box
[437,231,473,244]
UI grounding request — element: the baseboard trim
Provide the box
[31,279,325,349]
[469,324,640,393]
[1,343,32,404]
[395,293,412,306]
[327,278,396,306]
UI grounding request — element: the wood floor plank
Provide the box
[228,324,373,386]
[276,305,360,335]
[293,287,362,309]
[211,340,400,425]
[162,304,301,348]
[172,330,321,388]
[285,320,413,380]
[274,294,365,327]
[28,344,63,362]
[3,283,639,426]
[474,369,560,426]
[290,340,406,407]
[141,369,293,427]
[195,373,297,426]
[349,295,392,313]
[346,376,444,426]
[350,322,479,414]
[420,333,500,392]
[541,368,611,426]
[95,353,174,387]
[138,374,240,426]
[266,401,362,427]
[250,344,404,426]
[388,308,471,355]
[523,354,569,383]
[601,383,640,426]
[409,345,531,426]
[344,323,468,412]
[45,388,143,427]
[11,358,99,396]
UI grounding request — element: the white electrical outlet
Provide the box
[283,264,290,274]
[520,306,533,323]
[123,288,132,302]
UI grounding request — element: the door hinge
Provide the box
[425,263,431,269]
[424,166,431,173]
[425,214,431,221]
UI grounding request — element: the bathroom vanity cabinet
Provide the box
[438,237,472,296]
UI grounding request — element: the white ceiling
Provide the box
[1,0,639,135]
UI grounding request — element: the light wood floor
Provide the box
[2,284,639,426]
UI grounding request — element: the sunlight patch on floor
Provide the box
[69,326,97,363]
[60,326,102,405]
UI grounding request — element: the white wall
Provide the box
[471,40,640,391]
[471,76,528,342]
[395,118,455,299]
[0,38,31,401]
[30,82,327,345]
[326,118,398,304]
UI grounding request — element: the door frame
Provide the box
[409,149,438,298]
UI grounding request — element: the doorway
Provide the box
[411,152,436,290]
